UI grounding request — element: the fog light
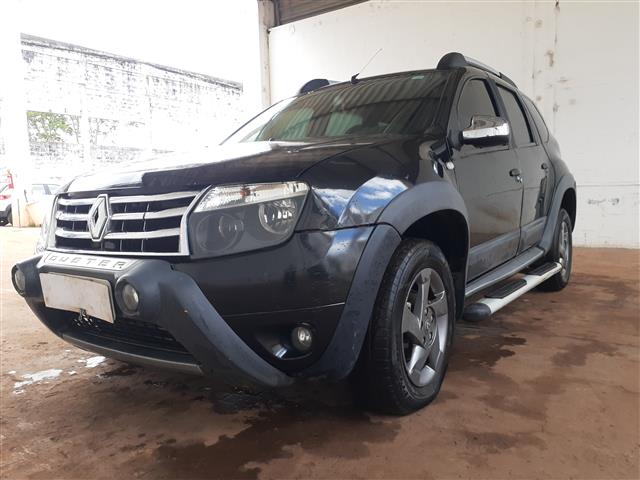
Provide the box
[12,268,26,295]
[121,284,140,313]
[291,325,313,353]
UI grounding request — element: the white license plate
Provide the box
[40,273,115,323]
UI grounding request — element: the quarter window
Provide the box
[497,86,533,146]
[457,79,497,130]
[523,96,549,143]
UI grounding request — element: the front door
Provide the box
[450,77,523,280]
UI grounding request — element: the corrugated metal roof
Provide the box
[274,0,368,26]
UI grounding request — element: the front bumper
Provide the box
[14,255,292,387]
[13,224,401,386]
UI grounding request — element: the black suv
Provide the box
[13,53,575,414]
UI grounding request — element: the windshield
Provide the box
[225,70,449,143]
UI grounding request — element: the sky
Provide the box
[15,0,257,83]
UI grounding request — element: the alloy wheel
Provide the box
[401,268,449,387]
[558,220,571,282]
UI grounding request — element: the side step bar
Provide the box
[463,262,561,322]
[465,247,545,298]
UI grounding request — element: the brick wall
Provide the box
[4,34,244,181]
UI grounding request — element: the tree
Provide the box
[27,111,76,143]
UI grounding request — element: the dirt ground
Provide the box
[1,227,638,479]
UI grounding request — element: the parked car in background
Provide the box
[25,182,61,226]
[12,52,575,414]
[0,182,61,226]
[0,183,14,226]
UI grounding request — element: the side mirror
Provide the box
[461,115,510,147]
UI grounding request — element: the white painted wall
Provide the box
[268,1,639,248]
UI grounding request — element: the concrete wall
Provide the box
[0,35,244,181]
[268,1,639,248]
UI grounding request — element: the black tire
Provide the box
[353,239,455,415]
[538,208,573,292]
[2,208,12,226]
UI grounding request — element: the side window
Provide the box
[523,96,549,143]
[497,86,533,146]
[46,184,61,195]
[457,79,497,130]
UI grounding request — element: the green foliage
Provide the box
[27,111,76,143]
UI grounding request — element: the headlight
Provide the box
[188,182,308,258]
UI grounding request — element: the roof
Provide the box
[20,34,242,91]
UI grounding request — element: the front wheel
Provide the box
[353,239,455,415]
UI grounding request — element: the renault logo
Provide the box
[88,194,110,241]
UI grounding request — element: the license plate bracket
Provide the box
[40,273,115,323]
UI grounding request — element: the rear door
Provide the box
[450,77,523,280]
[495,85,550,252]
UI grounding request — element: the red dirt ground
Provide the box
[1,228,638,479]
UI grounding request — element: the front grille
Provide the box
[53,190,200,255]
[70,315,188,354]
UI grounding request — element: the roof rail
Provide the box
[298,78,339,94]
[437,52,517,88]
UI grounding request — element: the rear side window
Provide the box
[497,86,533,146]
[523,96,549,142]
[457,79,497,130]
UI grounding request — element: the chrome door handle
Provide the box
[509,168,523,183]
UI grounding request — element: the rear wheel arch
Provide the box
[540,174,576,253]
[561,188,576,230]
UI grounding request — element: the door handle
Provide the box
[541,162,549,170]
[509,168,523,183]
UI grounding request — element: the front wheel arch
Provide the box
[377,182,470,319]
[402,210,469,320]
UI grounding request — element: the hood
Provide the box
[65,136,403,193]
